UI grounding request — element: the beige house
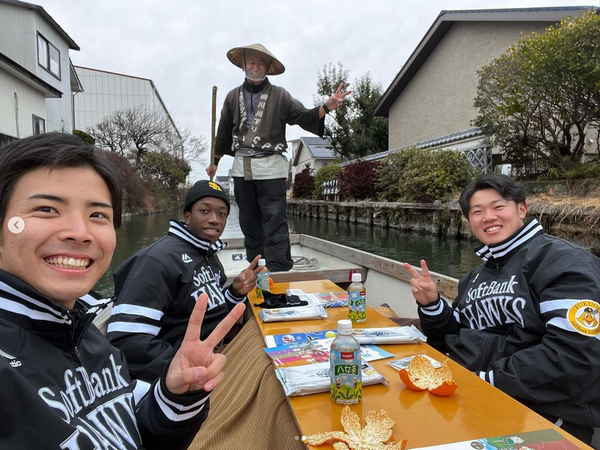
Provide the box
[373,6,597,172]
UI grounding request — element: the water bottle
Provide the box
[330,319,362,405]
[348,273,366,323]
[255,258,270,298]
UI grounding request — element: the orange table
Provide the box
[250,279,591,449]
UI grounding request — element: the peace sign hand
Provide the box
[165,293,246,394]
[231,254,264,297]
[325,82,351,112]
[403,259,439,306]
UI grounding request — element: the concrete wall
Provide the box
[388,21,551,150]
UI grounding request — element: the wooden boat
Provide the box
[220,234,459,319]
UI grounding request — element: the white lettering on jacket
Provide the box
[190,266,226,309]
[459,275,526,329]
[38,354,140,449]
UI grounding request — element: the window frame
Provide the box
[32,115,46,135]
[36,32,61,80]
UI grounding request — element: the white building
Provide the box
[0,0,81,146]
[73,66,180,139]
[289,136,336,181]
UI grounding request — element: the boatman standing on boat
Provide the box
[404,173,600,445]
[206,43,350,272]
[107,180,262,382]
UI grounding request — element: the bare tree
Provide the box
[89,106,174,169]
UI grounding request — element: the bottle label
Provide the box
[256,272,269,297]
[330,349,362,404]
[348,289,367,323]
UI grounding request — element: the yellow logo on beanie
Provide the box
[208,182,223,192]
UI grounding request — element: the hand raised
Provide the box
[206,165,217,179]
[403,260,439,306]
[232,254,264,297]
[166,293,246,394]
[325,82,351,112]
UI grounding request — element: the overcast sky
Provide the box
[40,0,596,180]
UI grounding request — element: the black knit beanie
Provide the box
[183,180,231,214]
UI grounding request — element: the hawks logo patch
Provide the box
[567,300,600,336]
[208,182,223,192]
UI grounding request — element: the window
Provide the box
[32,115,45,135]
[37,33,60,79]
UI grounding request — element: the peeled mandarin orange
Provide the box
[399,355,458,396]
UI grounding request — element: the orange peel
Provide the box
[399,355,458,396]
[302,406,407,450]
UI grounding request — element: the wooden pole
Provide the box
[210,86,217,181]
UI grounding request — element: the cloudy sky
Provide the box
[40,0,596,179]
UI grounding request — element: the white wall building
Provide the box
[73,66,180,139]
[0,0,80,146]
[289,136,336,181]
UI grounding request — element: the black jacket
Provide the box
[107,220,245,382]
[0,270,209,450]
[419,218,600,428]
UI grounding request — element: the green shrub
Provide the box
[376,148,476,203]
[339,160,381,200]
[564,162,600,180]
[375,147,419,201]
[73,129,95,145]
[314,164,342,197]
[292,167,315,199]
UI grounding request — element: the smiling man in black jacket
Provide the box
[0,133,245,449]
[107,180,262,383]
[405,174,600,445]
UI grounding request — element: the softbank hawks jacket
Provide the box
[419,219,600,428]
[0,270,209,450]
[107,220,246,382]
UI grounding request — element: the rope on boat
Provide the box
[292,256,321,272]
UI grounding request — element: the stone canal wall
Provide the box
[286,199,600,253]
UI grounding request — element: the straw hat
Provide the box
[226,43,285,75]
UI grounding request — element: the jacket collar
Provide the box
[167,220,227,254]
[0,269,97,340]
[243,77,270,93]
[475,218,544,262]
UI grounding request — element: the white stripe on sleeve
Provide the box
[153,383,209,422]
[106,321,161,336]
[111,304,164,321]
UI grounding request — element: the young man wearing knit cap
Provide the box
[207,43,350,271]
[107,180,262,383]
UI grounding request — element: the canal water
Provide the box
[94,203,482,297]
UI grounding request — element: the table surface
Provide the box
[249,279,591,449]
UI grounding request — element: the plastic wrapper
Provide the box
[274,361,386,396]
[387,354,442,371]
[258,305,328,323]
[352,325,426,344]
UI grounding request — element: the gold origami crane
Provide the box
[302,406,407,450]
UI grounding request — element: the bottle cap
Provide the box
[258,258,266,266]
[351,273,362,283]
[337,319,353,335]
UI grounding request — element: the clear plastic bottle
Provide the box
[255,258,270,298]
[330,319,362,405]
[348,273,366,323]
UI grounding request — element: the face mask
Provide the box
[245,67,266,82]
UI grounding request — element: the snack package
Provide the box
[275,361,386,396]
[258,305,328,323]
[352,325,427,344]
[387,354,442,371]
